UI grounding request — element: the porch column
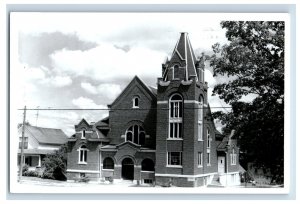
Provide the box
[38,155,41,167]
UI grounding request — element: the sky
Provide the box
[11,13,231,136]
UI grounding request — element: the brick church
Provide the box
[66,33,241,187]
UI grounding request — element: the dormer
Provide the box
[74,118,93,140]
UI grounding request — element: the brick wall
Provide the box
[108,77,156,148]
[156,78,218,180]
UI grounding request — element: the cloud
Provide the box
[19,32,97,68]
[97,84,122,100]
[72,96,106,109]
[81,82,98,94]
[50,44,166,82]
[51,76,73,87]
[80,82,121,100]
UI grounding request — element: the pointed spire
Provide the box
[163,32,198,81]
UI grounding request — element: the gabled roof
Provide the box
[75,118,92,129]
[217,130,236,151]
[163,32,198,81]
[108,75,157,108]
[23,125,67,145]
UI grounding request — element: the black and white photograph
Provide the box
[9,12,289,194]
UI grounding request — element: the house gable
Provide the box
[108,75,157,109]
[75,118,92,131]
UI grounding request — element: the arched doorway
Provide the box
[121,158,134,180]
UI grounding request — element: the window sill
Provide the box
[78,162,87,165]
[81,138,86,140]
[166,165,183,168]
[198,139,203,142]
[132,106,139,109]
[198,165,203,168]
[102,169,114,171]
[207,164,211,166]
[167,138,183,141]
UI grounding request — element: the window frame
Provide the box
[198,152,203,167]
[81,128,86,139]
[141,158,155,172]
[132,96,140,108]
[19,137,28,149]
[78,145,88,164]
[103,157,114,170]
[125,124,146,145]
[207,128,211,148]
[167,151,182,167]
[169,94,183,140]
[173,65,180,79]
[231,149,237,165]
[207,152,211,166]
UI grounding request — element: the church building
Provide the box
[66,33,241,187]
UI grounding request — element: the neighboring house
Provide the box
[18,125,68,170]
[66,32,241,187]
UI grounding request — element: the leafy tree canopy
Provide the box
[210,21,284,183]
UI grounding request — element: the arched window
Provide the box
[169,94,183,139]
[133,96,139,108]
[125,125,146,145]
[78,145,87,164]
[103,157,114,169]
[141,158,155,172]
[198,96,204,141]
[81,128,86,139]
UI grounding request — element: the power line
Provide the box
[18,107,232,111]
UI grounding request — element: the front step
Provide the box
[208,174,224,187]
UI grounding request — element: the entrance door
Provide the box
[218,156,225,173]
[121,158,134,180]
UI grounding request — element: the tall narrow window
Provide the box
[207,128,211,148]
[81,129,86,139]
[231,149,237,165]
[125,125,146,145]
[207,152,211,165]
[173,65,179,79]
[198,152,203,167]
[198,96,204,141]
[78,145,87,164]
[133,97,139,108]
[169,94,183,139]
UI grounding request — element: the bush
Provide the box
[23,170,39,177]
[41,144,67,181]
[22,164,29,175]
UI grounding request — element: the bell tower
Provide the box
[155,32,213,187]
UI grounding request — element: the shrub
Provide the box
[22,164,29,175]
[23,170,38,177]
[41,144,67,181]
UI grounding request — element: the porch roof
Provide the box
[18,149,55,155]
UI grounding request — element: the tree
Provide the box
[17,121,31,129]
[210,21,284,184]
[41,144,68,181]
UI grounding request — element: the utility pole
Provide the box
[18,106,26,182]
